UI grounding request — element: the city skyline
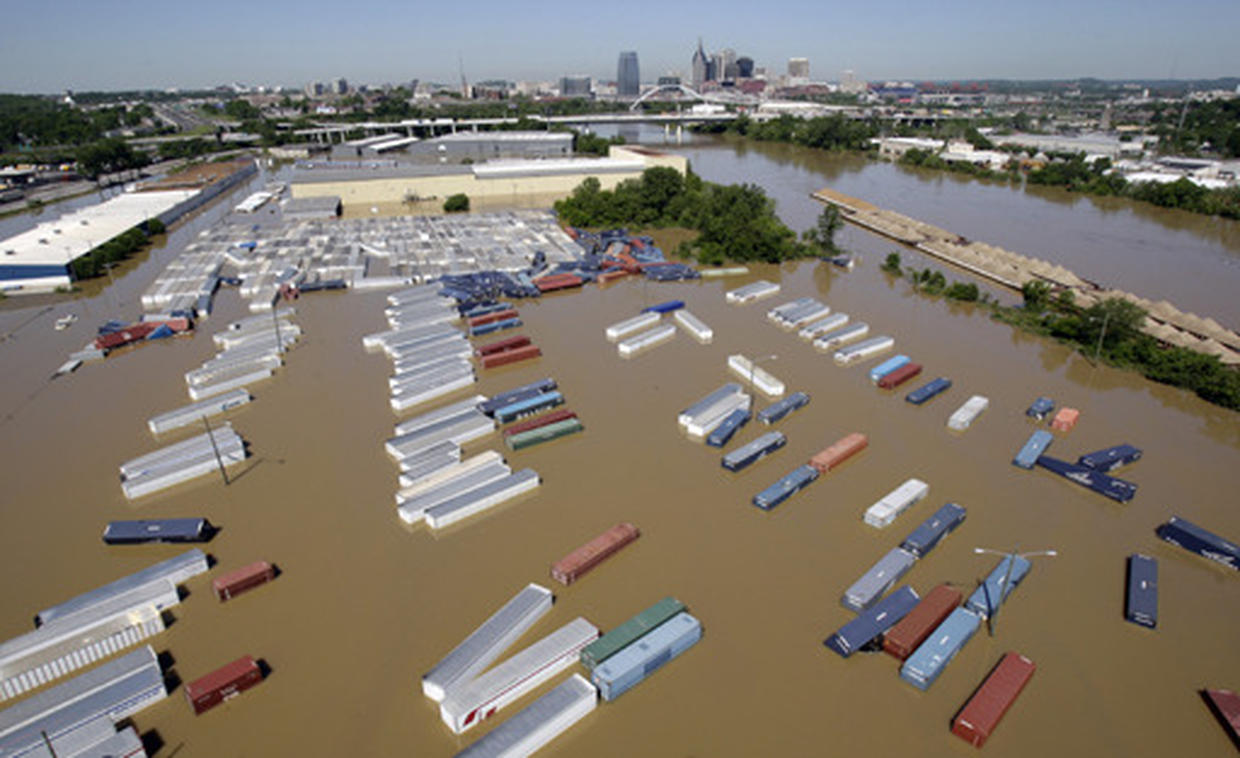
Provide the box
[2,0,1239,93]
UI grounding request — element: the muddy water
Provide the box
[0,147,1238,757]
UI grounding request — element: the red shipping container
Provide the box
[598,269,630,283]
[1204,688,1240,748]
[878,362,923,390]
[94,323,157,350]
[808,433,868,474]
[551,523,640,585]
[480,344,542,369]
[883,584,963,660]
[213,561,275,601]
[1050,407,1079,432]
[503,409,577,438]
[475,335,531,357]
[535,275,583,293]
[467,309,519,328]
[952,652,1036,747]
[185,655,264,715]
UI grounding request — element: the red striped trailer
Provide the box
[479,344,542,369]
[502,408,577,438]
[185,655,264,715]
[213,561,275,601]
[952,652,1036,747]
[878,362,923,390]
[475,335,531,357]
[467,309,519,328]
[551,523,640,585]
[535,275,584,293]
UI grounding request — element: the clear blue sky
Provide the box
[3,0,1238,92]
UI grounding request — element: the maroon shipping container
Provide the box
[551,522,640,585]
[598,269,630,283]
[502,409,577,438]
[1204,688,1240,748]
[480,344,542,369]
[94,323,158,350]
[467,309,519,328]
[535,274,584,293]
[185,655,264,715]
[808,433,868,474]
[952,652,1036,748]
[475,335,531,357]
[878,362,923,390]
[212,561,275,601]
[883,583,963,660]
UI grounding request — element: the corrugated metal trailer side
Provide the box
[1155,516,1239,571]
[37,549,208,625]
[185,656,263,715]
[966,555,1033,620]
[900,607,981,690]
[580,597,687,671]
[883,584,963,660]
[952,652,1036,747]
[842,548,917,612]
[824,586,919,658]
[900,502,967,558]
[551,523,640,585]
[424,469,541,530]
[591,612,701,702]
[454,674,597,758]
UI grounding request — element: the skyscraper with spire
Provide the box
[691,39,709,91]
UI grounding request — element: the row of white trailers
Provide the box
[603,308,713,360]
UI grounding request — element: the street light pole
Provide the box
[749,354,777,411]
[972,546,1058,636]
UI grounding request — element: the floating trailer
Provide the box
[396,441,462,473]
[120,434,246,499]
[475,335,531,357]
[758,392,809,425]
[389,359,473,391]
[728,354,786,397]
[0,646,166,757]
[642,300,684,314]
[36,550,207,626]
[364,323,457,351]
[1078,444,1142,473]
[467,309,519,329]
[813,322,869,351]
[394,397,488,437]
[386,412,494,459]
[439,617,599,734]
[900,502,967,558]
[213,561,275,601]
[470,318,522,337]
[396,452,507,505]
[185,655,263,715]
[1035,455,1138,503]
[399,453,459,489]
[1050,407,1079,432]
[952,652,1036,748]
[187,368,272,401]
[948,395,989,431]
[824,585,919,658]
[781,302,831,329]
[1203,689,1240,750]
[1125,554,1158,628]
[864,478,930,529]
[479,379,557,417]
[966,555,1032,620]
[842,548,917,612]
[147,390,251,435]
[834,336,895,366]
[906,377,952,405]
[878,362,922,390]
[507,418,584,451]
[503,409,578,439]
[699,266,749,278]
[1013,430,1053,469]
[767,297,816,323]
[398,462,512,524]
[1154,516,1238,571]
[809,433,868,474]
[119,426,240,479]
[481,344,542,370]
[552,523,640,585]
[684,393,750,438]
[868,355,911,384]
[753,465,819,511]
[495,391,565,424]
[900,607,981,691]
[103,518,213,545]
[390,373,479,413]
[605,313,661,341]
[678,383,744,429]
[454,673,597,758]
[422,584,552,702]
[425,469,541,530]
[721,432,786,472]
[591,612,701,702]
[580,597,687,671]
[673,310,713,342]
[799,312,849,341]
[706,408,750,448]
[618,324,676,357]
[883,584,963,660]
[726,280,780,304]
[462,302,508,319]
[1026,396,1054,420]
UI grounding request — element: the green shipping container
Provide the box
[580,596,687,671]
[506,418,584,451]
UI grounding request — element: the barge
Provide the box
[948,395,989,431]
[591,612,701,702]
[824,585,919,658]
[809,433,868,474]
[673,310,713,342]
[952,652,1036,747]
[813,322,869,351]
[424,469,541,529]
[580,597,687,671]
[798,312,849,341]
[864,478,929,529]
[842,548,917,612]
[883,584,963,660]
[728,354,786,397]
[1125,554,1158,628]
[834,336,895,366]
[725,280,780,304]
[899,607,981,691]
[966,555,1032,620]
[617,324,676,357]
[1154,516,1238,571]
[422,584,552,702]
[605,313,660,341]
[185,656,263,715]
[706,408,750,448]
[752,465,819,511]
[757,392,809,425]
[551,523,640,585]
[454,673,597,758]
[103,518,213,545]
[721,431,786,472]
[900,502,967,558]
[1013,431,1053,470]
[905,376,952,405]
[1035,455,1138,503]
[1078,444,1142,473]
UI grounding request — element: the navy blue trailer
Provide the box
[752,465,819,511]
[824,585,920,658]
[900,502,967,558]
[721,432,786,472]
[1155,516,1239,571]
[1026,396,1055,420]
[706,408,750,448]
[103,518,214,544]
[1078,444,1142,473]
[478,379,557,416]
[757,392,810,425]
[1125,554,1158,628]
[642,300,684,314]
[1036,455,1138,503]
[905,377,952,405]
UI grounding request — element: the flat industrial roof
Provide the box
[369,136,421,152]
[427,131,572,144]
[0,189,198,267]
[292,163,471,183]
[471,157,645,179]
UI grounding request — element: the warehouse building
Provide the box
[408,131,573,163]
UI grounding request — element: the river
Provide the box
[0,136,1236,757]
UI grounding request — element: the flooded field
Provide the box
[0,140,1238,757]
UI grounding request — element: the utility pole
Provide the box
[973,546,1058,636]
[202,415,230,486]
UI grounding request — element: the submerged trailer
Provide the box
[1013,431,1054,469]
[1026,396,1054,420]
[439,617,599,734]
[212,561,275,601]
[617,324,676,357]
[864,478,930,529]
[454,673,597,758]
[1035,455,1138,503]
[809,433,868,474]
[721,431,786,472]
[673,310,712,342]
[479,379,557,416]
[580,597,687,671]
[883,584,963,660]
[551,523,640,585]
[813,322,869,351]
[684,393,750,438]
[966,555,1033,620]
[725,280,780,304]
[103,518,213,545]
[394,396,488,437]
[1125,554,1158,628]
[948,395,989,431]
[834,336,895,366]
[37,549,208,626]
[605,313,661,341]
[798,312,848,341]
[842,547,917,612]
[952,652,1036,747]
[495,392,565,424]
[147,389,251,435]
[753,465,819,511]
[706,408,750,448]
[678,384,743,428]
[422,584,553,702]
[424,469,541,529]
[899,607,981,691]
[1078,444,1142,473]
[1154,516,1239,571]
[185,655,263,715]
[757,392,809,425]
[590,612,701,702]
[868,355,910,384]
[824,585,919,658]
[906,376,952,405]
[728,354,786,397]
[900,502,967,558]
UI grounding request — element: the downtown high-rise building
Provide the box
[691,39,709,90]
[788,58,810,80]
[617,51,640,97]
[559,75,592,97]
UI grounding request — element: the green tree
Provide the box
[1021,280,1052,311]
[804,205,843,252]
[881,252,902,274]
[443,193,470,212]
[1079,298,1147,352]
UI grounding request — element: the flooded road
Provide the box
[0,141,1238,757]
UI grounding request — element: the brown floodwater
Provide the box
[0,143,1238,757]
